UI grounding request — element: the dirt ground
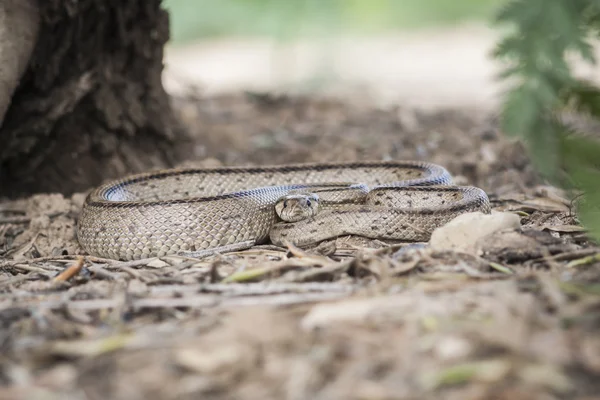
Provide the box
[1,91,600,400]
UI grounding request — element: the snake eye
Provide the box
[283,200,288,208]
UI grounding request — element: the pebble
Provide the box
[429,211,522,254]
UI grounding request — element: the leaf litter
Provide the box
[0,93,599,399]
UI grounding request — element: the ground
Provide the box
[1,88,599,400]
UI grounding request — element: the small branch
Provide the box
[0,216,30,224]
[52,256,84,282]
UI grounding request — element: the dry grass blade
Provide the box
[222,257,320,283]
[559,282,600,297]
[566,253,600,268]
[48,334,136,358]
[421,358,512,389]
[276,259,355,283]
[538,249,598,263]
[488,262,514,275]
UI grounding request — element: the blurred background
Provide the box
[161,0,507,111]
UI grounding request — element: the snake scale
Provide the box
[77,161,491,261]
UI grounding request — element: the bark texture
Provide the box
[0,0,39,124]
[0,0,191,198]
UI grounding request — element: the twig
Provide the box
[534,249,598,264]
[118,266,146,280]
[221,260,308,283]
[52,256,84,282]
[87,264,120,280]
[222,291,349,307]
[0,216,30,224]
[0,291,349,312]
[388,257,421,277]
[0,254,115,268]
[276,259,355,283]
[9,264,54,277]
[0,206,26,214]
[102,257,163,270]
[185,282,355,296]
[145,277,186,285]
[0,274,37,287]
[0,211,65,225]
[9,233,40,259]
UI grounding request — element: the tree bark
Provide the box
[0,0,192,199]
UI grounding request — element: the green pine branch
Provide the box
[493,0,600,241]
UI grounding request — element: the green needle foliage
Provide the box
[493,0,600,241]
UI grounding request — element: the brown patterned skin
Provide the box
[77,161,491,260]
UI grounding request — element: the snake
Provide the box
[76,160,491,261]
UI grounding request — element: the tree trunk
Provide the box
[0,0,192,199]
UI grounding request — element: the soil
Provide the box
[1,92,600,400]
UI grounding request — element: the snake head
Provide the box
[275,193,321,222]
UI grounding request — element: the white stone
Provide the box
[429,211,521,254]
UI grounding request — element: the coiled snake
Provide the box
[77,161,491,261]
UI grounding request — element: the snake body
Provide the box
[77,161,491,261]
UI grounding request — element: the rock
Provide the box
[70,193,87,209]
[429,211,521,254]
